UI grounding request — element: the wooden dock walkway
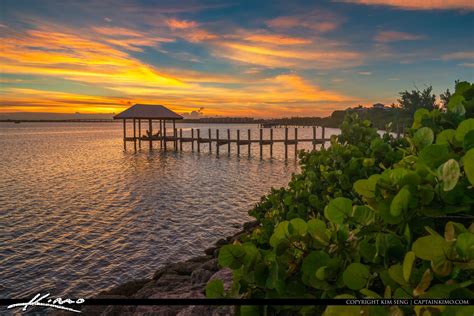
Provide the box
[124,126,329,159]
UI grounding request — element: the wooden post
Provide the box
[237,130,240,156]
[191,129,194,152]
[197,129,201,152]
[312,126,316,151]
[179,128,183,151]
[216,129,220,156]
[259,128,263,159]
[284,127,288,160]
[294,127,298,157]
[208,128,212,153]
[227,129,231,154]
[148,119,152,150]
[248,129,251,157]
[173,120,177,151]
[322,126,326,149]
[270,128,273,158]
[138,119,141,149]
[123,119,127,150]
[133,118,137,152]
[159,120,162,148]
[163,120,167,151]
[174,127,177,151]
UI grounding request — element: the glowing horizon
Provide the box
[0,0,473,118]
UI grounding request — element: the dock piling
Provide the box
[237,130,240,156]
[133,118,137,152]
[208,128,212,153]
[227,129,231,154]
[248,129,251,157]
[197,129,201,152]
[284,127,288,160]
[138,119,141,149]
[322,126,326,149]
[294,127,298,157]
[270,128,273,158]
[179,129,183,151]
[123,119,127,150]
[191,129,194,152]
[216,129,220,156]
[259,128,263,159]
[312,126,316,151]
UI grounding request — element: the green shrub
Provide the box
[207,82,474,316]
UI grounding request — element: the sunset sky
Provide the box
[0,0,473,118]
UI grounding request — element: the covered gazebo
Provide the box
[114,104,183,151]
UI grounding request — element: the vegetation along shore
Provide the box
[55,81,473,316]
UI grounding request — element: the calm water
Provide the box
[0,122,338,299]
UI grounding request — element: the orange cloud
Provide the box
[266,10,342,33]
[243,34,311,45]
[374,31,425,42]
[213,41,362,69]
[166,18,199,29]
[335,0,474,10]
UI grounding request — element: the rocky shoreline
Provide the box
[70,221,258,316]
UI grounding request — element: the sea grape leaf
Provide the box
[463,130,474,151]
[324,197,352,225]
[436,129,456,145]
[218,244,246,269]
[352,206,375,225]
[441,159,460,191]
[413,108,430,128]
[307,219,330,245]
[413,127,434,150]
[418,144,450,168]
[463,149,474,186]
[206,279,225,298]
[343,263,371,290]
[288,218,307,237]
[353,174,379,198]
[269,221,289,248]
[403,251,415,282]
[456,232,474,260]
[447,94,465,112]
[455,118,474,143]
[412,235,448,262]
[388,263,406,286]
[390,186,411,217]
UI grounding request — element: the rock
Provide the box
[201,258,218,272]
[209,268,233,292]
[100,278,150,297]
[191,268,213,285]
[204,246,217,255]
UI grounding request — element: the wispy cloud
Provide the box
[374,31,425,42]
[358,71,372,75]
[335,0,474,10]
[166,18,199,29]
[441,51,474,60]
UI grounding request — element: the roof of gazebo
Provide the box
[113,104,183,120]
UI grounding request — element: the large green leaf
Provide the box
[413,127,434,150]
[390,186,411,217]
[403,251,415,282]
[463,130,474,151]
[269,221,289,248]
[307,219,330,245]
[353,174,379,198]
[436,129,456,145]
[455,118,474,143]
[205,279,225,298]
[343,263,371,290]
[412,235,448,262]
[324,197,352,225]
[218,244,246,269]
[463,149,474,186]
[440,159,460,191]
[288,218,307,237]
[456,232,474,260]
[418,144,450,168]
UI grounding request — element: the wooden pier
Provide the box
[123,125,329,159]
[114,104,330,159]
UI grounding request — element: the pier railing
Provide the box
[124,126,329,159]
